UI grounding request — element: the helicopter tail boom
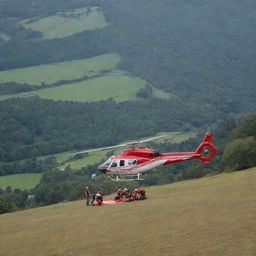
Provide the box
[195,134,217,163]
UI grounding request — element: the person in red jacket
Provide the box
[114,188,126,200]
[132,188,146,200]
[93,191,104,205]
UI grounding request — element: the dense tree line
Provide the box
[0,82,34,95]
[0,157,57,176]
[0,96,222,163]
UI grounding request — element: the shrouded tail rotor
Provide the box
[195,134,217,163]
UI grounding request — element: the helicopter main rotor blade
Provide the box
[68,134,169,156]
[137,135,168,143]
[68,143,129,156]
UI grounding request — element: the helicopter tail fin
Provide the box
[195,134,217,163]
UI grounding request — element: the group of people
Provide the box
[114,187,146,201]
[84,186,146,206]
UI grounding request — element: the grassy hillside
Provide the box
[0,173,42,190]
[22,7,108,39]
[1,168,255,256]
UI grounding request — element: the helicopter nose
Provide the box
[97,164,107,174]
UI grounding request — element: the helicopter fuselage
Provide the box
[97,134,217,179]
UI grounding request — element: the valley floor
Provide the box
[0,168,256,256]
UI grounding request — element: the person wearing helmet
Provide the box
[123,188,130,198]
[95,191,104,203]
[115,188,125,200]
[133,188,146,200]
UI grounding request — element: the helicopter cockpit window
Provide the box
[103,159,112,167]
[111,160,118,167]
[128,160,137,166]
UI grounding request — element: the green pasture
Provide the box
[0,173,42,190]
[22,7,107,39]
[0,33,10,41]
[0,53,120,86]
[1,168,255,256]
[13,73,170,103]
[32,74,146,102]
[152,87,171,99]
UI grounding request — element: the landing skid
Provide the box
[108,173,144,182]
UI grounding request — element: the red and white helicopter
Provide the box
[70,134,217,181]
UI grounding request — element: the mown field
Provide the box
[1,168,255,256]
[0,51,171,103]
[21,7,107,39]
[0,33,10,41]
[0,173,42,190]
[36,73,171,102]
[0,53,120,86]
[0,74,170,103]
[34,74,146,102]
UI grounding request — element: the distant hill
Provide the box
[0,0,256,112]
[0,0,255,195]
[0,167,255,256]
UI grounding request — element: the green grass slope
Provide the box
[0,173,42,190]
[1,168,256,256]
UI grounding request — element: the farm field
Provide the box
[21,7,108,39]
[0,173,42,190]
[34,74,146,102]
[0,168,255,256]
[0,33,10,41]
[0,53,120,86]
[2,73,170,103]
